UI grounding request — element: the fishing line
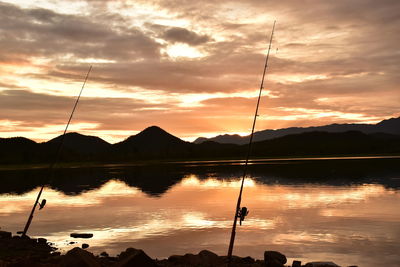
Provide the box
[21,65,92,236]
[227,21,276,262]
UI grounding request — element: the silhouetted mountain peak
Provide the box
[119,126,187,147]
[0,136,37,145]
[113,126,191,158]
[139,126,170,136]
[46,132,111,154]
[376,117,400,131]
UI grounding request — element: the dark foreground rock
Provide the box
[157,250,264,267]
[264,251,287,267]
[60,247,100,267]
[304,262,340,267]
[0,231,58,266]
[116,248,157,267]
[1,231,357,267]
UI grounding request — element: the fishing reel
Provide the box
[237,206,249,226]
[38,199,47,210]
[17,199,47,235]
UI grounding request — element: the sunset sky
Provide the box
[1,0,399,143]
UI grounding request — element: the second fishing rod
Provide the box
[227,21,276,262]
[21,65,92,237]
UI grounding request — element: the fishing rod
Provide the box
[227,21,276,262]
[21,65,92,237]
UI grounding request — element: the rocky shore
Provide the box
[0,231,357,267]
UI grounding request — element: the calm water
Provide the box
[1,157,399,267]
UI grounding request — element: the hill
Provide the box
[0,137,37,164]
[194,117,400,144]
[44,132,111,154]
[251,131,400,157]
[1,122,400,165]
[111,126,193,160]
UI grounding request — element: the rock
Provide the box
[37,238,47,244]
[242,256,255,264]
[167,255,182,263]
[264,251,287,267]
[0,231,11,239]
[292,260,302,267]
[70,233,93,239]
[100,251,109,257]
[198,250,220,265]
[82,243,89,249]
[304,262,340,267]
[60,247,101,267]
[116,248,156,267]
[166,250,225,266]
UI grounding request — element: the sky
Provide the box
[0,0,399,143]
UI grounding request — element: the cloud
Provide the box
[0,2,161,63]
[162,27,211,45]
[0,0,399,140]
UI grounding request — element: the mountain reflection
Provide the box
[1,157,400,197]
[1,166,399,267]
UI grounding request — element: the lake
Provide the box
[1,157,399,267]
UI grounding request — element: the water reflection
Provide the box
[1,176,399,267]
[1,158,400,267]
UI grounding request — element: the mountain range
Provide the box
[194,117,400,144]
[0,117,399,164]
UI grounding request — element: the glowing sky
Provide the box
[0,0,399,142]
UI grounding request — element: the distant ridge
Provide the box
[194,117,400,144]
[45,132,111,154]
[1,118,400,164]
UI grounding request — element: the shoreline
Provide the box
[0,154,399,171]
[0,230,356,267]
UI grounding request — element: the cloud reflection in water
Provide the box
[0,175,399,267]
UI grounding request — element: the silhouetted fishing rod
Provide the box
[227,21,276,262]
[21,65,92,237]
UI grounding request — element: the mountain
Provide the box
[44,132,111,154]
[1,123,400,165]
[111,126,193,160]
[0,133,111,164]
[375,117,400,134]
[251,130,400,157]
[194,117,400,144]
[0,137,38,164]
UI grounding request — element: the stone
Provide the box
[166,252,221,267]
[60,247,101,267]
[37,238,47,244]
[198,250,221,265]
[0,231,11,239]
[304,262,340,267]
[242,256,255,264]
[264,251,287,267]
[292,260,302,267]
[70,233,93,239]
[269,258,285,267]
[115,248,156,267]
[100,251,109,257]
